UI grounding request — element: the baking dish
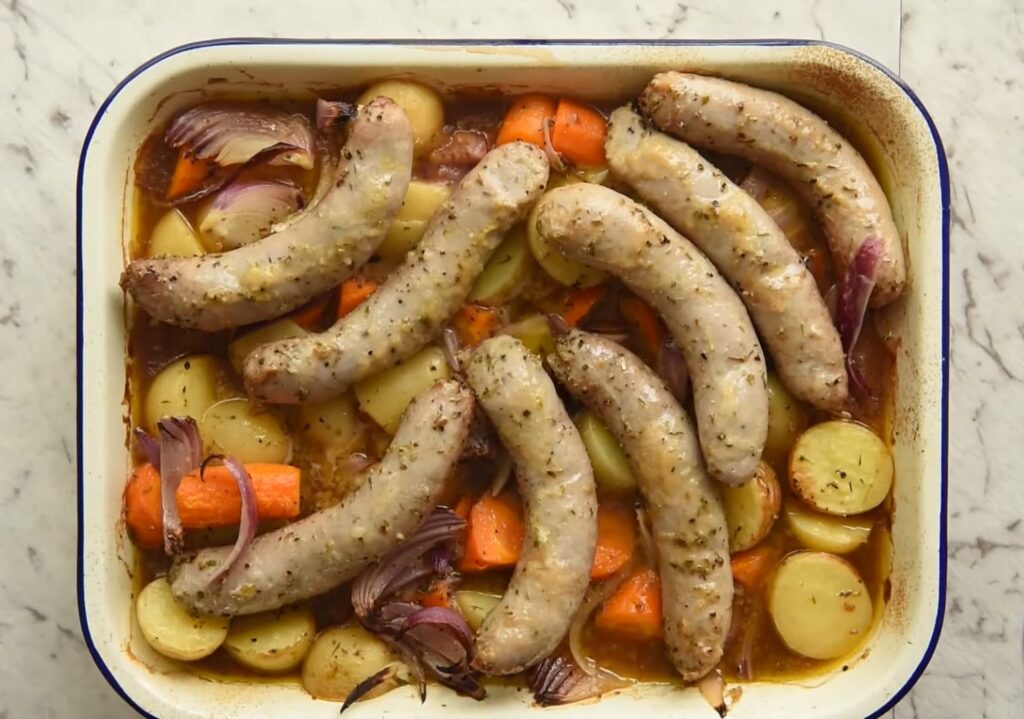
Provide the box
[77,39,949,719]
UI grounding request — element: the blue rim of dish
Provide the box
[77,37,950,719]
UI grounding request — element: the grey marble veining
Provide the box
[0,0,1020,717]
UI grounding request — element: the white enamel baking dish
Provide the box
[77,40,949,719]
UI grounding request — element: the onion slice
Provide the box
[400,606,474,650]
[166,102,315,170]
[568,569,631,676]
[698,669,728,717]
[542,117,568,172]
[204,456,258,584]
[487,452,513,497]
[657,339,690,402]
[155,417,201,555]
[134,427,161,470]
[530,655,630,706]
[836,236,883,396]
[340,665,397,715]
[198,179,303,251]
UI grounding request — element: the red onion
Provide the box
[542,117,567,172]
[400,606,474,650]
[427,130,489,167]
[133,427,161,470]
[487,452,513,497]
[339,452,376,476]
[156,417,201,555]
[198,179,303,250]
[340,665,397,715]
[698,669,728,716]
[836,236,883,396]
[315,99,357,132]
[657,339,690,402]
[166,102,315,170]
[204,456,257,584]
[740,166,771,202]
[530,655,630,706]
[568,569,630,676]
[441,326,461,375]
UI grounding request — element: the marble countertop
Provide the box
[1,0,1020,717]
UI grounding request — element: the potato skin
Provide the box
[722,461,781,552]
[301,625,400,701]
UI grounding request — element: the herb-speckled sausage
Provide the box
[640,72,905,308]
[122,98,413,331]
[548,329,733,681]
[535,183,767,486]
[463,335,597,675]
[606,105,847,410]
[168,379,473,617]
[244,142,549,404]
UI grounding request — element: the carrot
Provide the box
[337,277,380,319]
[453,495,474,521]
[730,545,778,592]
[591,503,636,580]
[551,99,608,168]
[453,304,501,348]
[124,463,301,549]
[620,296,665,358]
[595,568,663,640]
[558,284,607,327]
[413,580,454,609]
[459,493,525,572]
[290,292,334,329]
[165,152,216,200]
[496,94,557,148]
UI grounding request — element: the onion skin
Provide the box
[199,180,303,251]
[836,236,883,396]
[156,417,201,555]
[205,456,257,585]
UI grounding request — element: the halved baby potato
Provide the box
[469,224,535,304]
[302,624,401,702]
[501,314,556,356]
[224,606,316,673]
[358,80,444,157]
[200,398,291,464]
[574,410,638,495]
[136,577,228,661]
[354,346,452,433]
[147,209,205,258]
[294,391,364,450]
[768,551,873,660]
[454,590,502,631]
[228,319,308,376]
[783,498,873,555]
[144,354,220,433]
[764,373,809,467]
[377,180,451,261]
[722,461,781,552]
[789,421,894,515]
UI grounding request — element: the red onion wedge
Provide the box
[530,655,630,706]
[836,236,883,396]
[698,669,729,717]
[156,417,201,555]
[315,99,357,133]
[201,455,258,585]
[198,179,303,251]
[166,102,315,170]
[133,427,161,470]
[339,665,398,715]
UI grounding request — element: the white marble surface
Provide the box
[0,0,1020,717]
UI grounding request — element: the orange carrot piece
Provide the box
[551,99,608,168]
[731,545,778,592]
[290,292,334,329]
[620,296,665,357]
[165,152,216,200]
[459,493,525,572]
[453,495,474,521]
[496,94,557,148]
[558,284,607,327]
[414,581,454,609]
[453,304,501,348]
[337,277,380,319]
[591,503,636,580]
[595,568,663,640]
[124,463,302,549]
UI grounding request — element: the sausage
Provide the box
[639,72,905,308]
[606,106,847,410]
[244,142,549,404]
[121,98,413,331]
[535,183,767,485]
[168,379,473,617]
[547,329,733,681]
[463,335,597,675]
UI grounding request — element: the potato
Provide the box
[789,421,894,515]
[454,590,501,631]
[294,392,364,450]
[354,347,451,433]
[144,354,220,433]
[468,224,535,304]
[148,210,205,258]
[768,551,873,659]
[377,180,451,261]
[358,80,444,157]
[783,498,873,554]
[136,577,228,661]
[574,410,637,494]
[527,176,607,288]
[302,625,400,702]
[764,373,809,466]
[224,607,316,673]
[200,398,291,464]
[501,314,556,356]
[228,319,308,376]
[722,461,781,552]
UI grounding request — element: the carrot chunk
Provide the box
[551,99,608,168]
[591,503,636,580]
[595,568,663,639]
[459,493,525,572]
[165,152,217,200]
[337,277,380,319]
[558,284,607,327]
[453,304,501,348]
[731,545,778,592]
[496,94,557,147]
